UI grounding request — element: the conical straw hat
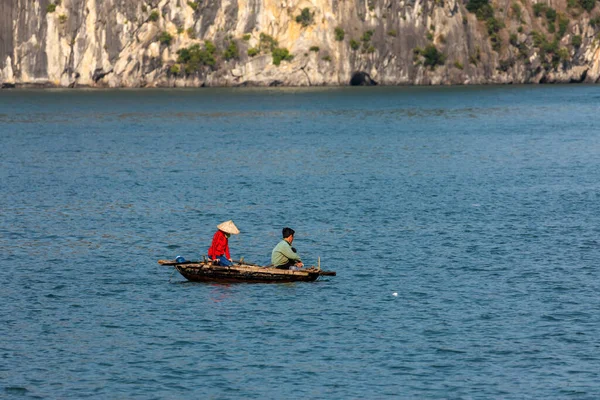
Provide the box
[217,220,240,235]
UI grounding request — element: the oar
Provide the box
[317,270,336,276]
[158,259,207,266]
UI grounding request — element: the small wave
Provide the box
[435,347,467,354]
[4,386,29,394]
[100,324,122,329]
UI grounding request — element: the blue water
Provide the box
[1,86,600,399]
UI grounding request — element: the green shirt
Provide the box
[271,239,301,266]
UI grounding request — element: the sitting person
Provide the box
[208,220,239,266]
[271,227,304,270]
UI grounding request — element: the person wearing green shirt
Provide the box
[271,227,304,270]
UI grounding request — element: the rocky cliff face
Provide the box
[1,0,600,87]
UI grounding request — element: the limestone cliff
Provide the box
[1,0,600,87]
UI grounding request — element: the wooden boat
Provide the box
[158,259,336,283]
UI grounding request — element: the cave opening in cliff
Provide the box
[350,72,378,86]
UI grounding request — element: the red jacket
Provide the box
[208,230,230,259]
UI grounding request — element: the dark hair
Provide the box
[282,227,295,238]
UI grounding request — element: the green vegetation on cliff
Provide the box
[295,8,314,27]
[577,0,596,12]
[176,42,217,74]
[272,48,294,65]
[148,10,159,22]
[414,45,446,69]
[158,32,173,46]
[223,41,239,60]
[466,0,494,20]
[243,33,293,66]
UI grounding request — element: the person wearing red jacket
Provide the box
[207,220,239,266]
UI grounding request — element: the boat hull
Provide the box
[174,262,325,283]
